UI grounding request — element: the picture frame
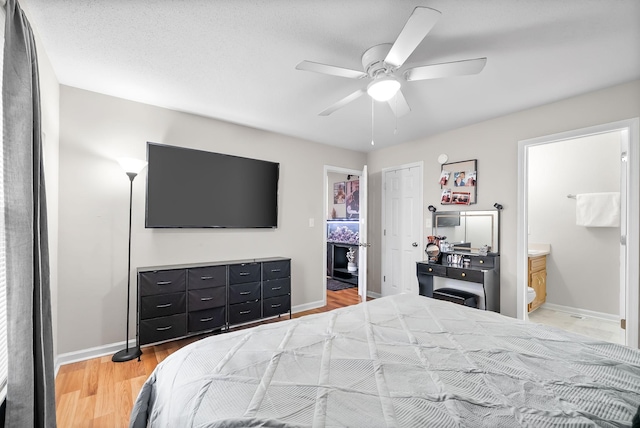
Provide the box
[440,159,477,205]
[333,181,346,204]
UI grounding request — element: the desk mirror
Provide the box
[432,210,499,254]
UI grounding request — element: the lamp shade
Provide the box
[367,76,401,102]
[117,157,147,175]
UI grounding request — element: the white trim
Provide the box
[292,300,325,314]
[518,118,640,348]
[55,339,138,374]
[380,161,424,297]
[367,291,382,299]
[541,302,620,322]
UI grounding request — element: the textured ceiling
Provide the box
[20,0,640,152]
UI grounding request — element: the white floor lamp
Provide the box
[112,157,147,363]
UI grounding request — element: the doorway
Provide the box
[381,162,424,297]
[323,165,368,307]
[517,119,639,348]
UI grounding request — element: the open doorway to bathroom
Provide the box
[518,119,639,348]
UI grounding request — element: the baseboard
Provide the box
[292,299,325,314]
[55,339,137,375]
[541,302,619,322]
[55,298,348,373]
[367,291,382,299]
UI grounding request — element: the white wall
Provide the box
[58,86,366,354]
[528,132,620,314]
[367,80,640,317]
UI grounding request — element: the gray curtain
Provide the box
[3,0,56,426]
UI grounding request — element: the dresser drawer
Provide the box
[263,278,290,299]
[188,286,226,312]
[188,266,226,290]
[417,263,447,277]
[446,267,483,283]
[188,307,226,333]
[140,292,186,320]
[140,313,186,345]
[139,269,186,296]
[229,300,261,325]
[263,295,291,318]
[229,282,261,305]
[262,260,290,281]
[229,263,260,284]
[470,256,494,269]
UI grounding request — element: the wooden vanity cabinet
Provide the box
[528,255,547,312]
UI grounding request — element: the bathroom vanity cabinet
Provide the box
[528,255,547,312]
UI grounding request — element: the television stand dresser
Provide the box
[137,257,291,347]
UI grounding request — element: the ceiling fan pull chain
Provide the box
[371,99,375,146]
[394,95,398,135]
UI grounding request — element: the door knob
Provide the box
[359,242,371,247]
[412,242,418,247]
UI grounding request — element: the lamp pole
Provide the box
[113,169,143,362]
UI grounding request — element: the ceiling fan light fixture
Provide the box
[367,76,401,101]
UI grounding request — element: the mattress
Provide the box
[130,293,640,427]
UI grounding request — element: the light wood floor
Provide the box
[55,287,364,427]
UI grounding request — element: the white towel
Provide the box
[575,192,620,227]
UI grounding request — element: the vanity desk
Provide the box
[416,209,501,313]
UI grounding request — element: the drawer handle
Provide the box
[239,272,250,276]
[156,303,172,308]
[200,317,213,322]
[240,310,251,315]
[200,276,213,280]
[157,281,172,286]
[240,291,251,295]
[271,304,282,308]
[271,269,281,273]
[428,268,433,272]
[271,286,282,291]
[200,297,213,301]
[156,326,172,331]
[461,273,466,277]
[479,260,484,264]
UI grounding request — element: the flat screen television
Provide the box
[145,142,279,228]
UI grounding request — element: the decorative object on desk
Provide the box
[441,159,477,204]
[333,182,346,204]
[331,207,336,219]
[112,157,147,363]
[346,247,357,272]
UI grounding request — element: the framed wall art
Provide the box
[440,159,477,205]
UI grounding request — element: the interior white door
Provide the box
[619,130,628,345]
[382,164,423,296]
[358,165,368,301]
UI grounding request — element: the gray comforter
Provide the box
[130,293,640,427]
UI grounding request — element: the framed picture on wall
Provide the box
[346,180,360,219]
[441,159,477,204]
[334,182,346,204]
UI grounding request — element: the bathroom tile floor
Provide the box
[528,306,625,345]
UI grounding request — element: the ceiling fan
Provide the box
[295,6,487,117]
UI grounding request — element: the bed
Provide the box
[130,293,640,427]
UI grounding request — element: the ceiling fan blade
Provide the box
[296,60,367,79]
[404,57,487,81]
[387,89,411,118]
[319,89,366,116]
[384,7,442,68]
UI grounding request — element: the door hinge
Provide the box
[621,319,626,330]
[383,276,386,282]
[621,235,627,246]
[621,151,628,162]
[384,229,386,236]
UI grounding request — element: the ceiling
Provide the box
[20,0,640,152]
